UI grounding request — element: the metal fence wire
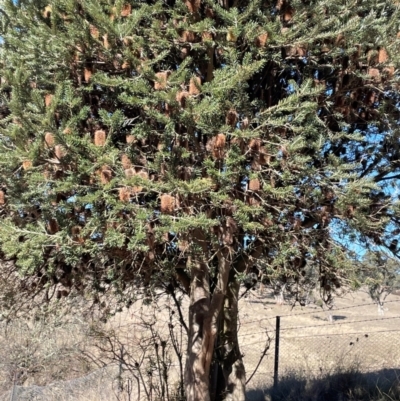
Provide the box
[239,300,400,390]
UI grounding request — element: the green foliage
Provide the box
[0,0,400,315]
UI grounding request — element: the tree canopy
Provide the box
[1,0,400,400]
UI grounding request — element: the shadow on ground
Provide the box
[246,368,400,401]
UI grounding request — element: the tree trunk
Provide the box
[185,240,231,401]
[220,280,246,401]
[378,301,384,315]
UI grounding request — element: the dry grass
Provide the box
[0,289,399,400]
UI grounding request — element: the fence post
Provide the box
[273,316,280,391]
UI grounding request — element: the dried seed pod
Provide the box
[212,133,226,160]
[132,170,149,193]
[126,134,136,144]
[123,36,133,46]
[121,154,132,169]
[154,71,169,90]
[119,187,132,202]
[176,90,189,107]
[226,28,237,42]
[0,190,5,205]
[368,68,380,77]
[184,0,200,13]
[100,166,112,184]
[22,160,32,170]
[249,178,260,191]
[45,94,53,107]
[205,6,215,18]
[225,109,238,126]
[189,77,201,95]
[124,168,135,178]
[55,145,66,159]
[90,25,99,39]
[71,226,84,244]
[160,194,178,214]
[180,30,196,42]
[249,138,261,152]
[84,66,93,82]
[44,132,55,147]
[47,218,59,234]
[256,33,268,47]
[202,32,213,41]
[94,129,106,146]
[283,7,294,21]
[383,66,395,77]
[378,47,388,63]
[241,117,249,130]
[43,5,52,18]
[121,4,132,16]
[103,34,110,49]
[259,147,271,165]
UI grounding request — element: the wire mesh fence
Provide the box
[239,299,400,391]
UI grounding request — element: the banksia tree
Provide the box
[1,1,400,400]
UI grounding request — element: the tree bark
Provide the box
[220,280,246,401]
[185,235,231,401]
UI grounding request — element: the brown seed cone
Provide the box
[383,66,395,77]
[94,129,106,146]
[121,4,132,16]
[176,90,189,107]
[126,134,136,144]
[45,94,53,107]
[259,148,271,165]
[283,8,294,21]
[55,145,66,159]
[189,77,201,95]
[205,6,215,18]
[160,194,178,214]
[0,190,5,205]
[256,33,268,47]
[378,47,388,63]
[119,187,132,202]
[202,32,213,41]
[154,71,169,90]
[47,218,59,234]
[122,61,130,70]
[124,168,135,178]
[226,29,237,42]
[71,226,84,243]
[225,109,238,126]
[100,166,112,184]
[132,170,149,193]
[180,30,196,43]
[63,127,72,135]
[84,67,93,82]
[103,34,110,49]
[22,160,32,170]
[121,154,132,169]
[184,0,200,13]
[43,5,52,18]
[368,68,380,80]
[44,132,55,147]
[90,25,99,39]
[210,134,226,160]
[241,117,249,130]
[247,196,261,206]
[249,138,261,152]
[249,178,260,191]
